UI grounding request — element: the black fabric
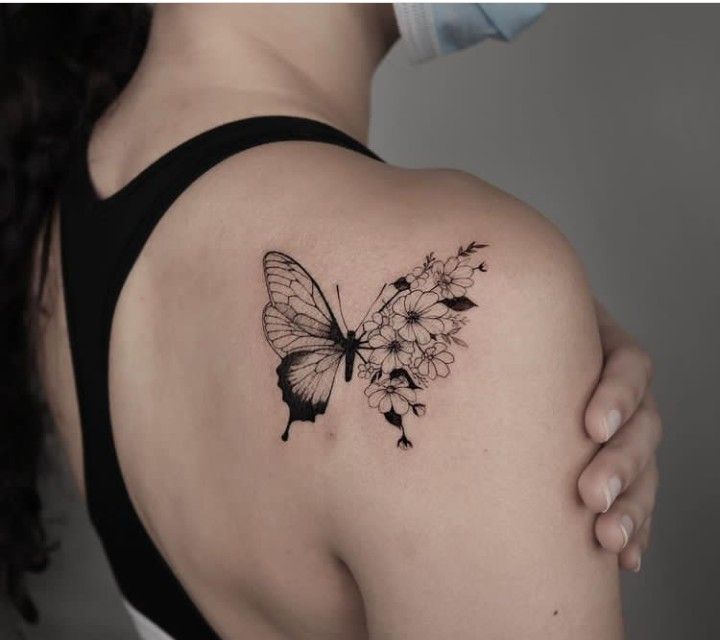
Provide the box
[58,115,382,639]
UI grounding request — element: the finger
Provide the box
[638,514,652,551]
[619,515,652,571]
[585,345,654,443]
[619,542,643,573]
[578,399,662,513]
[594,460,658,554]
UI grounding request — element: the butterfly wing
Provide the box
[262,252,345,439]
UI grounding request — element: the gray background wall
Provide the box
[6,5,719,639]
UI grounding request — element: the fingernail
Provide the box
[604,409,622,441]
[633,556,642,573]
[619,515,634,549]
[603,476,623,512]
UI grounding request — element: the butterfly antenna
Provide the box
[355,284,387,333]
[336,284,349,333]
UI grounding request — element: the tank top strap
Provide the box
[83,115,382,327]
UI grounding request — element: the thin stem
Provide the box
[335,284,349,334]
[354,284,388,333]
[375,288,403,316]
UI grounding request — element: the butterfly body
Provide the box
[342,330,360,382]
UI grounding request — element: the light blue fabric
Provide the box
[393,3,546,63]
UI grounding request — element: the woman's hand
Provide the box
[578,301,662,572]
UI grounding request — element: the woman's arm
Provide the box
[324,176,623,638]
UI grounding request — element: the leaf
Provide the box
[440,296,477,311]
[384,409,403,428]
[439,333,452,345]
[411,403,426,417]
[397,434,413,449]
[477,261,488,273]
[451,336,468,347]
[370,369,383,384]
[457,241,488,257]
[389,368,421,389]
[392,276,410,291]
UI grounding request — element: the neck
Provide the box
[137,4,397,142]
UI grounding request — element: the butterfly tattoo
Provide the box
[261,242,488,448]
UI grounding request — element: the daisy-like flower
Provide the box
[357,362,378,379]
[414,343,455,379]
[432,256,475,299]
[368,325,415,373]
[361,311,389,336]
[365,377,417,415]
[391,290,448,345]
[406,265,431,291]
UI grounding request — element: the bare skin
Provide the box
[34,5,659,638]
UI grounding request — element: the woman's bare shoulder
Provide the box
[106,144,620,638]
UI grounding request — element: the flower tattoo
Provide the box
[261,242,487,448]
[365,377,417,416]
[415,343,455,379]
[432,256,475,298]
[391,291,448,345]
[368,326,415,374]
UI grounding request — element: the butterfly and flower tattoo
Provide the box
[261,242,488,449]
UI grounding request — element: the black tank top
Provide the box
[58,116,382,639]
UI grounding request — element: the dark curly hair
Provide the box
[0,4,149,623]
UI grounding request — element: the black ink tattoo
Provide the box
[261,243,488,448]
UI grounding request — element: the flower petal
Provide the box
[436,350,455,363]
[413,323,432,344]
[368,332,386,348]
[421,317,445,335]
[397,386,417,403]
[391,314,406,330]
[397,323,416,342]
[367,389,385,407]
[399,340,415,354]
[378,395,393,413]
[423,303,448,319]
[397,350,413,365]
[405,290,422,309]
[449,283,466,298]
[381,354,398,373]
[435,360,450,378]
[391,394,410,415]
[416,291,440,312]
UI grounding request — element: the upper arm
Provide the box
[324,174,622,639]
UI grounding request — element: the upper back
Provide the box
[36,107,619,639]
